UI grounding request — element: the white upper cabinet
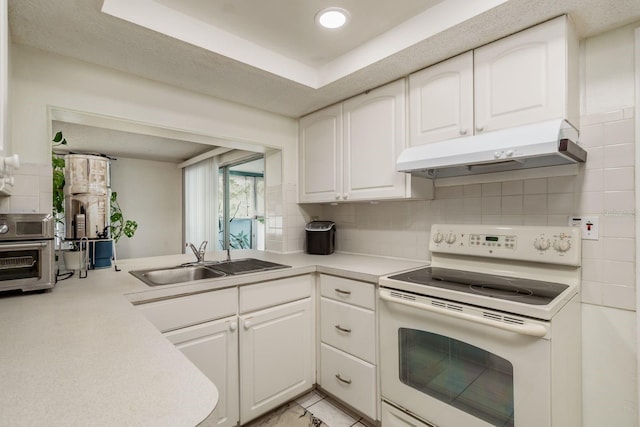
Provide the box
[298,104,343,203]
[409,51,474,146]
[299,80,432,203]
[408,16,578,146]
[342,79,408,201]
[474,16,578,133]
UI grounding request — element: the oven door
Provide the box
[0,241,54,291]
[379,287,551,427]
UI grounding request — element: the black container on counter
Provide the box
[305,221,336,255]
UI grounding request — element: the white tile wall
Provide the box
[3,162,51,213]
[299,108,636,311]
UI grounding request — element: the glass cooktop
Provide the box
[388,267,568,306]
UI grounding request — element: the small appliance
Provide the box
[0,213,55,293]
[305,221,335,255]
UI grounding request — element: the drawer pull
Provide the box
[335,374,352,385]
[335,325,351,333]
[335,288,351,296]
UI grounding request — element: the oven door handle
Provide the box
[0,242,48,250]
[379,290,548,338]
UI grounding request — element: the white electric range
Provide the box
[379,224,582,427]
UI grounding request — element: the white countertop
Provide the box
[0,250,426,426]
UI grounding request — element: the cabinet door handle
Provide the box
[228,321,237,332]
[335,288,351,296]
[476,125,485,133]
[335,325,351,333]
[335,374,352,384]
[460,128,468,135]
[244,320,252,330]
[335,193,341,200]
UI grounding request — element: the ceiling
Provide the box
[8,0,640,119]
[52,121,216,163]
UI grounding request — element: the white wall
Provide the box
[110,157,182,259]
[7,43,299,252]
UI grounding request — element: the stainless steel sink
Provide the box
[205,258,290,275]
[130,265,226,287]
[130,258,290,286]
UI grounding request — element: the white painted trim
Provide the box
[48,106,269,154]
[634,25,640,421]
[0,0,7,156]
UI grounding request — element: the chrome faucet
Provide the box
[226,247,231,262]
[186,240,208,263]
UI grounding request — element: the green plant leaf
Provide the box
[52,131,67,145]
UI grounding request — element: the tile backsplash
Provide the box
[295,108,636,311]
[0,162,52,214]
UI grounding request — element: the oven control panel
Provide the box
[430,224,581,266]
[469,233,517,249]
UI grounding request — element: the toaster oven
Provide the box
[0,213,55,293]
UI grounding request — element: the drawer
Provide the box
[320,343,376,420]
[320,297,375,363]
[136,287,238,332]
[381,401,431,427]
[240,274,312,313]
[320,275,375,310]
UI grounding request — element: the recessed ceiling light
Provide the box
[315,7,350,29]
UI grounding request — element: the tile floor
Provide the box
[244,390,374,427]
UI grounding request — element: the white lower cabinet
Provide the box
[239,297,314,424]
[164,317,239,427]
[320,343,376,419]
[136,274,315,427]
[318,274,377,420]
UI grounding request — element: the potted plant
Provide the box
[51,131,67,235]
[51,132,81,270]
[109,191,138,243]
[90,191,138,268]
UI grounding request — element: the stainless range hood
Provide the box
[397,119,586,179]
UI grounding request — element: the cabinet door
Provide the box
[342,79,407,201]
[298,104,343,203]
[239,298,314,424]
[164,317,239,427]
[474,17,567,133]
[409,52,474,145]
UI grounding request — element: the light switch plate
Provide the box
[568,216,599,240]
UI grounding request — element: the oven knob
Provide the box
[432,232,444,244]
[554,239,571,252]
[0,223,8,234]
[445,233,457,244]
[534,237,550,251]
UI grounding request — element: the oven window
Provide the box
[0,250,40,280]
[398,328,514,427]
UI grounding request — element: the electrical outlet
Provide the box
[568,216,599,240]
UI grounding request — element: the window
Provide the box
[218,157,265,250]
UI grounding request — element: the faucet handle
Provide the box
[199,240,208,252]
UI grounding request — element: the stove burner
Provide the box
[388,267,569,306]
